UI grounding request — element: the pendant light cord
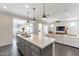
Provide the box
[27,12,29,18]
[27,11,29,23]
[43,3,45,15]
[42,3,46,18]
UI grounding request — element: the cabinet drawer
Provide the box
[23,40,31,47]
[31,44,40,53]
[31,50,40,56]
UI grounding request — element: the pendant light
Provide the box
[27,11,29,23]
[26,11,30,36]
[33,8,36,22]
[42,3,47,20]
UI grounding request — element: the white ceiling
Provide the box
[0,3,79,23]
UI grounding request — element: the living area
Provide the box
[47,20,79,48]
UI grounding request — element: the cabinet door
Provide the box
[31,50,40,56]
[64,38,79,48]
[64,38,73,46]
[23,46,32,56]
[31,44,40,54]
[17,37,23,50]
[72,39,79,48]
[17,37,25,55]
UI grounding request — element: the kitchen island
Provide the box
[16,34,55,56]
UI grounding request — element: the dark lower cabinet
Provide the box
[16,36,52,56]
[24,46,32,56]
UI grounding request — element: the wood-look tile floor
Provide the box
[0,42,79,56]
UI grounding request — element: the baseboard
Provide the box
[0,42,13,47]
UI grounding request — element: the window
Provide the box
[13,18,33,34]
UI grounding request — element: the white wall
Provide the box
[50,20,79,35]
[0,14,13,46]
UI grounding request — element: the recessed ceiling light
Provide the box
[70,22,75,27]
[50,24,54,28]
[66,13,70,16]
[25,4,29,9]
[3,6,7,9]
[64,9,69,12]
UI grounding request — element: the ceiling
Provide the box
[0,3,79,23]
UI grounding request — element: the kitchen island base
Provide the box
[16,35,55,56]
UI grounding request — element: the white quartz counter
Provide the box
[17,34,55,49]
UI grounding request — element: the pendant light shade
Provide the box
[42,3,47,20]
[42,13,46,18]
[27,12,29,23]
[33,8,36,22]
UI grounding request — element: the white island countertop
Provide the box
[17,34,55,49]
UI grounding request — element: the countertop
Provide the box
[17,34,55,49]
